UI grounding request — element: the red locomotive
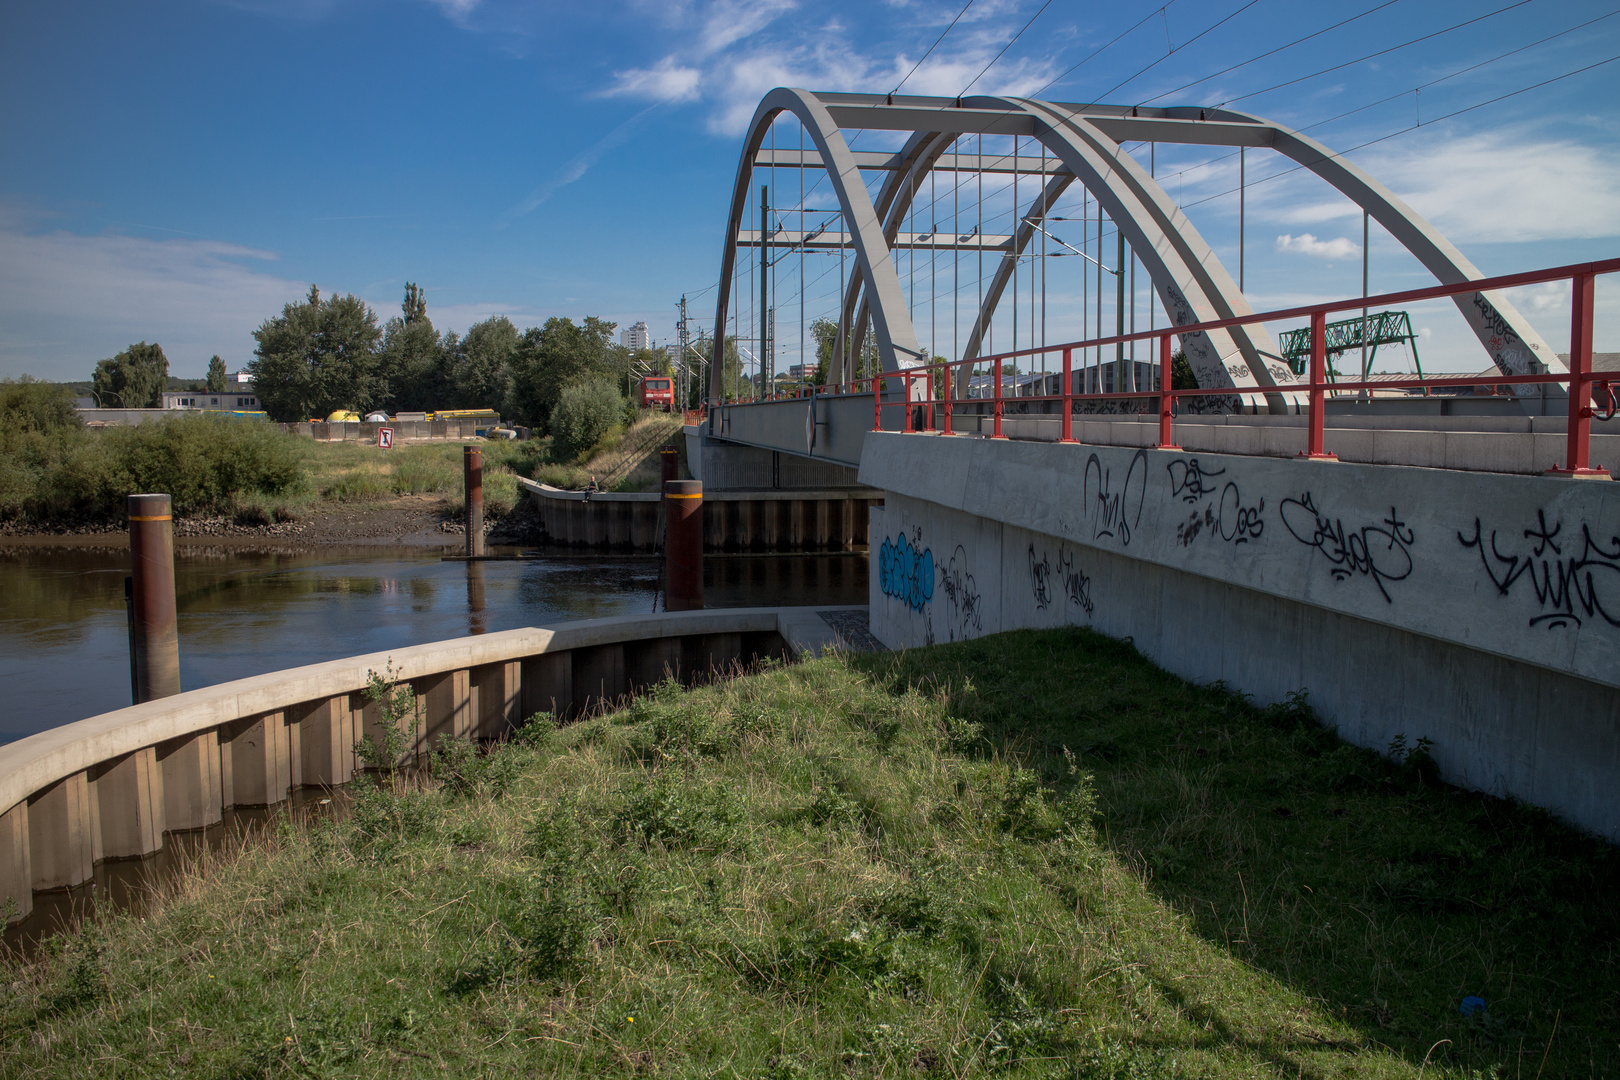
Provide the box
[638,376,675,411]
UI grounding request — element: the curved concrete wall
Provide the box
[0,607,857,923]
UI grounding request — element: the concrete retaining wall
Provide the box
[863,432,1620,840]
[519,478,880,553]
[0,607,858,923]
[279,419,493,442]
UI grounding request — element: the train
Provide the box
[638,376,675,411]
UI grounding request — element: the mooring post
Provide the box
[128,493,181,702]
[660,444,678,486]
[463,445,484,557]
[663,479,703,611]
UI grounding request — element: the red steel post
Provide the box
[1301,309,1337,460]
[942,362,954,435]
[992,357,1006,439]
[663,479,704,611]
[463,446,485,557]
[1157,333,1181,450]
[902,373,913,433]
[872,370,881,431]
[1061,347,1075,443]
[128,493,181,702]
[1551,271,1609,477]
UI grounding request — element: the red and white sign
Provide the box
[378,427,394,449]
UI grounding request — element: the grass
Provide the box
[2,628,1614,1078]
[531,413,687,493]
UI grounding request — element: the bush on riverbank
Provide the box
[0,403,554,525]
[0,410,304,522]
[4,628,1613,1077]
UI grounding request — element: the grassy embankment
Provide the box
[3,628,1612,1078]
[0,398,684,528]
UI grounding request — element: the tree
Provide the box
[1170,348,1198,390]
[452,316,520,413]
[206,356,228,393]
[550,378,625,462]
[508,315,618,430]
[92,342,169,408]
[377,284,450,413]
[248,285,384,421]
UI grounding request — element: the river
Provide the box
[0,542,868,743]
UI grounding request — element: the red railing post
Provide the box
[872,371,882,432]
[1060,347,1075,443]
[992,357,1006,439]
[1550,270,1609,477]
[902,372,913,433]
[942,361,954,436]
[1301,308,1338,461]
[1157,333,1181,450]
[925,369,934,432]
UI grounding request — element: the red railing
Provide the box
[857,258,1618,477]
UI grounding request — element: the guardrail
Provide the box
[0,607,856,925]
[859,257,1618,478]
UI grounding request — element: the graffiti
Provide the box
[1059,549,1094,616]
[1279,493,1414,603]
[1167,457,1225,503]
[938,544,982,640]
[1472,294,1520,346]
[878,532,934,611]
[1176,482,1265,547]
[1029,545,1055,609]
[1084,449,1149,546]
[1168,458,1264,547]
[1028,544,1094,617]
[1458,510,1620,630]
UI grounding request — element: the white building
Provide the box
[162,390,261,411]
[620,321,650,351]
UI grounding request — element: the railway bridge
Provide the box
[690,90,1620,840]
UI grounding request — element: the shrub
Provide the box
[0,378,80,435]
[549,379,625,463]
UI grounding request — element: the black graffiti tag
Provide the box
[1177,481,1265,547]
[1167,457,1226,503]
[938,544,982,640]
[1280,493,1414,603]
[1458,510,1620,630]
[1084,449,1149,546]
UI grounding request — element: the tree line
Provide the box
[244,284,684,431]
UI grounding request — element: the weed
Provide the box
[356,661,418,781]
[612,772,741,852]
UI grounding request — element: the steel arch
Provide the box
[715,91,1563,416]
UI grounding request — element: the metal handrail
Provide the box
[858,256,1619,477]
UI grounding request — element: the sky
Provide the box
[2,0,1618,383]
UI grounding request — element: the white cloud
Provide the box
[0,226,311,380]
[505,104,661,217]
[696,0,797,57]
[1275,233,1359,260]
[1262,128,1620,242]
[427,0,481,24]
[602,56,702,103]
[1366,130,1620,242]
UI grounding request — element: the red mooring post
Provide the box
[660,444,679,486]
[663,479,704,611]
[463,445,484,557]
[128,493,181,702]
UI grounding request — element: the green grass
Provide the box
[3,628,1614,1077]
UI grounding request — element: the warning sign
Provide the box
[378,427,394,449]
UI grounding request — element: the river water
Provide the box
[0,543,868,743]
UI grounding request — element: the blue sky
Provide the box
[2,0,1618,382]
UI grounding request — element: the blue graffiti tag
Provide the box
[879,533,935,611]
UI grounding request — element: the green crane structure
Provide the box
[1277,309,1424,382]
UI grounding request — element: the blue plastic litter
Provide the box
[1459,996,1487,1015]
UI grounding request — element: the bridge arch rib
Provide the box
[714,91,1562,418]
[709,89,925,406]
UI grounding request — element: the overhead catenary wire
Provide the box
[1092,0,1262,103]
[893,0,976,96]
[959,0,1055,97]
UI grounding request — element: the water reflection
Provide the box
[0,544,867,741]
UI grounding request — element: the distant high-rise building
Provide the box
[621,321,650,351]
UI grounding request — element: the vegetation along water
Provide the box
[2,629,1611,1078]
